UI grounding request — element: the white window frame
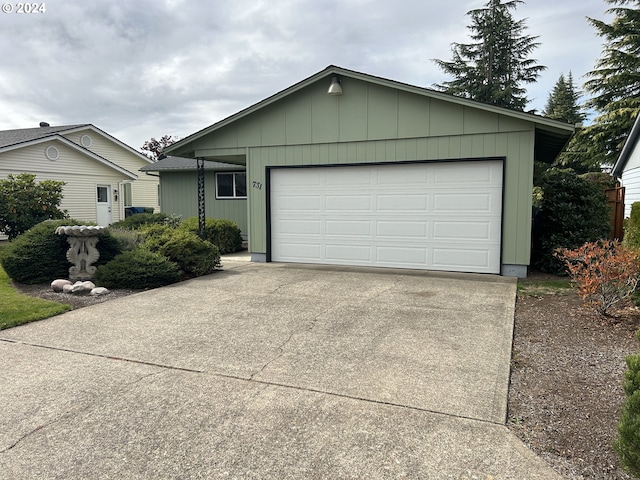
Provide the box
[215,172,247,199]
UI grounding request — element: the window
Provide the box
[216,172,246,199]
[122,182,133,207]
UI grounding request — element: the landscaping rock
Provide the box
[51,279,72,293]
[62,284,74,294]
[70,281,96,293]
[90,287,109,296]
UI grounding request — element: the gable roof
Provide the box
[0,125,138,179]
[165,65,575,163]
[140,156,245,172]
[0,124,89,148]
[613,112,640,177]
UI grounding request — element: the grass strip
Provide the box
[0,266,72,330]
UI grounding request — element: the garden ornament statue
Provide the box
[55,225,108,281]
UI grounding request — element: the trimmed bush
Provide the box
[110,212,170,230]
[180,217,243,254]
[141,224,221,278]
[615,331,640,477]
[95,249,180,289]
[1,219,121,284]
[532,168,611,274]
[108,227,143,252]
[623,202,640,251]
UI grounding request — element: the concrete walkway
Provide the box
[0,255,561,479]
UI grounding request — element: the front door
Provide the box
[96,185,112,225]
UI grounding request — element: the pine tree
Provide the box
[434,0,545,110]
[582,0,640,168]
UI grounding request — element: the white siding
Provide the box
[62,128,159,216]
[0,142,131,223]
[622,165,640,218]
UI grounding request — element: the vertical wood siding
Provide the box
[159,171,248,235]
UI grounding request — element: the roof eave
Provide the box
[166,65,575,155]
[613,113,640,177]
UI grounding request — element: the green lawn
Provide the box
[0,265,72,330]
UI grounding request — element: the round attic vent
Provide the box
[45,145,59,161]
[80,134,92,147]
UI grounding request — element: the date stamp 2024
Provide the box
[2,3,46,14]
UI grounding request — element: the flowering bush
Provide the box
[556,240,640,316]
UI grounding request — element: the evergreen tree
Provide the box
[583,0,640,168]
[540,73,594,175]
[543,72,585,125]
[434,0,545,110]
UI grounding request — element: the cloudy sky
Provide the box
[0,0,612,152]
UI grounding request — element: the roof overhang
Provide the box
[613,113,640,177]
[166,65,575,162]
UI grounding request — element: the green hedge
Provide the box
[532,169,611,274]
[623,202,640,251]
[180,217,243,254]
[0,219,121,284]
[110,212,171,230]
[615,330,640,477]
[141,224,221,278]
[95,249,180,289]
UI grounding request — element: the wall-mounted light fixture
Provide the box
[113,189,118,201]
[327,76,343,96]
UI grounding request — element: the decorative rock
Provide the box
[51,279,72,293]
[90,287,110,296]
[62,284,74,294]
[70,281,96,293]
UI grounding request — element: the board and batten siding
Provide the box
[62,129,159,212]
[159,171,248,236]
[0,142,132,223]
[171,75,537,268]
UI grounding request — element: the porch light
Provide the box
[327,76,343,96]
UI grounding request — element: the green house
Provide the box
[164,65,574,277]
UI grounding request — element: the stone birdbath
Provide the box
[55,225,108,281]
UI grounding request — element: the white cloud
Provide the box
[0,0,615,149]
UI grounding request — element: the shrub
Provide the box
[141,224,221,278]
[108,227,143,252]
[556,240,640,316]
[110,212,170,230]
[533,168,611,274]
[0,173,67,240]
[180,217,243,254]
[95,249,180,289]
[1,219,121,284]
[623,202,640,251]
[615,331,640,478]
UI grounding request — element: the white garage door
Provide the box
[270,160,503,274]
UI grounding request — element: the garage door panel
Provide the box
[376,246,428,264]
[432,247,497,271]
[326,245,372,262]
[433,220,499,241]
[377,221,428,238]
[270,161,503,274]
[377,194,429,211]
[272,218,322,236]
[272,195,322,212]
[326,195,371,211]
[326,220,372,236]
[433,192,500,212]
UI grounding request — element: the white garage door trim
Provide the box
[268,160,503,274]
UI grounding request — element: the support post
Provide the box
[197,157,206,239]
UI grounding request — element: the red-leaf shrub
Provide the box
[556,240,640,316]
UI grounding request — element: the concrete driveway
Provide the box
[0,256,561,479]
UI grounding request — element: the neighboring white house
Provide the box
[613,113,640,218]
[0,123,159,225]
